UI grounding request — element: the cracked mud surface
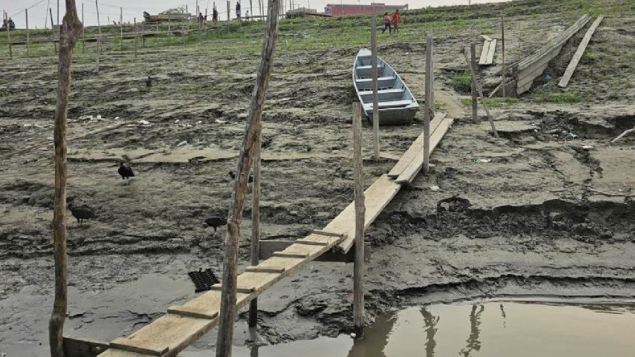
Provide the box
[1,1,635,354]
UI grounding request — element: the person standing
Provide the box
[245,10,250,20]
[236,1,242,19]
[392,9,400,34]
[213,6,218,24]
[382,12,391,34]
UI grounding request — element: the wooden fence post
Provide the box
[227,1,231,21]
[352,101,366,339]
[249,123,262,328]
[215,0,279,355]
[26,9,30,57]
[370,16,380,160]
[81,3,85,53]
[49,8,57,54]
[4,12,11,59]
[501,16,506,97]
[134,17,138,60]
[470,41,478,122]
[423,28,433,175]
[119,7,123,51]
[466,44,499,138]
[95,0,101,72]
[49,2,82,356]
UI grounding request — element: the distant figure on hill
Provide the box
[382,12,392,34]
[198,12,205,24]
[245,10,250,20]
[213,7,219,24]
[236,1,241,19]
[392,9,400,33]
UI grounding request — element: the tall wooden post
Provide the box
[81,3,85,52]
[134,17,138,60]
[49,2,82,357]
[45,0,50,28]
[501,16,506,97]
[370,16,380,160]
[250,0,253,20]
[470,42,477,122]
[466,44,499,138]
[423,28,433,175]
[227,1,230,21]
[249,123,262,328]
[352,101,366,338]
[168,14,171,34]
[95,0,101,72]
[4,12,11,59]
[215,0,279,355]
[119,7,123,51]
[26,9,30,57]
[50,8,57,54]
[56,0,59,25]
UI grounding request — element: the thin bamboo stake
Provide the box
[95,0,101,72]
[465,44,499,138]
[352,101,366,339]
[370,16,380,160]
[249,122,262,328]
[81,3,85,52]
[4,12,12,59]
[423,29,433,175]
[26,9,30,57]
[50,8,57,54]
[611,127,635,143]
[471,42,478,122]
[134,17,138,60]
[119,7,123,51]
[49,2,82,356]
[216,0,279,355]
[501,16,506,97]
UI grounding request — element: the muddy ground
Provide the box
[1,1,635,355]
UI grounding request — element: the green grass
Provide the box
[450,71,472,94]
[539,92,583,103]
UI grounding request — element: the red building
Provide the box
[325,3,408,16]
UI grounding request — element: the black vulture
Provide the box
[146,76,153,88]
[68,203,96,226]
[205,216,226,237]
[118,162,135,185]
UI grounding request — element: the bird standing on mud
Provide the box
[68,202,96,226]
[206,216,226,237]
[118,162,135,185]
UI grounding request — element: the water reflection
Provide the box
[420,307,440,357]
[459,305,484,357]
[500,304,507,328]
[347,311,397,357]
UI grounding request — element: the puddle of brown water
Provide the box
[184,301,635,357]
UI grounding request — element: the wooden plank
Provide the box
[479,40,491,65]
[558,16,603,88]
[395,118,455,184]
[481,35,493,42]
[331,174,402,253]
[167,305,219,319]
[486,39,497,64]
[110,337,169,356]
[388,113,447,178]
[210,285,256,294]
[295,239,329,246]
[245,266,286,273]
[312,229,345,238]
[272,252,310,258]
[63,337,110,357]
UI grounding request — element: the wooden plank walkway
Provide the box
[478,39,496,66]
[558,16,603,88]
[95,114,454,357]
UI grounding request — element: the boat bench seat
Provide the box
[359,89,405,96]
[377,100,414,108]
[356,64,385,71]
[356,76,395,83]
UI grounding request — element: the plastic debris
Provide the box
[215,119,226,124]
[475,158,492,163]
[177,140,188,147]
[175,119,180,123]
[34,92,41,98]
[582,145,593,150]
[196,121,202,124]
[47,136,54,141]
[430,185,441,192]
[96,115,102,120]
[138,120,150,125]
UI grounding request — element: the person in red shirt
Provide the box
[392,9,400,33]
[382,12,392,34]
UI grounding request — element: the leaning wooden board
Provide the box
[558,16,604,88]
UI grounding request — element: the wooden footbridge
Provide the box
[67,113,454,357]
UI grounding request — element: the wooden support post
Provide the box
[215,0,279,355]
[49,2,82,357]
[249,122,262,328]
[501,16,506,97]
[95,0,101,73]
[134,18,138,60]
[57,0,59,25]
[50,8,58,54]
[423,28,432,175]
[81,4,85,53]
[227,1,230,21]
[352,101,366,338]
[370,16,380,160]
[466,44,499,138]
[250,0,253,20]
[470,42,478,122]
[26,9,30,57]
[141,22,145,48]
[168,14,171,35]
[119,7,123,51]
[4,12,11,59]
[45,0,50,28]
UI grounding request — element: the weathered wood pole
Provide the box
[352,101,366,339]
[501,16,506,97]
[80,3,84,53]
[227,1,230,21]
[429,29,435,118]
[216,0,279,355]
[168,14,171,34]
[94,0,101,72]
[50,8,58,54]
[49,2,82,357]
[248,123,262,328]
[134,17,138,60]
[26,9,30,57]
[370,16,380,160]
[119,7,123,51]
[423,28,433,175]
[250,0,253,20]
[466,44,499,138]
[4,12,12,59]
[470,42,477,122]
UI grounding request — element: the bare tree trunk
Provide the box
[49,2,82,357]
[215,0,279,356]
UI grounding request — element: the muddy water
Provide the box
[185,301,635,357]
